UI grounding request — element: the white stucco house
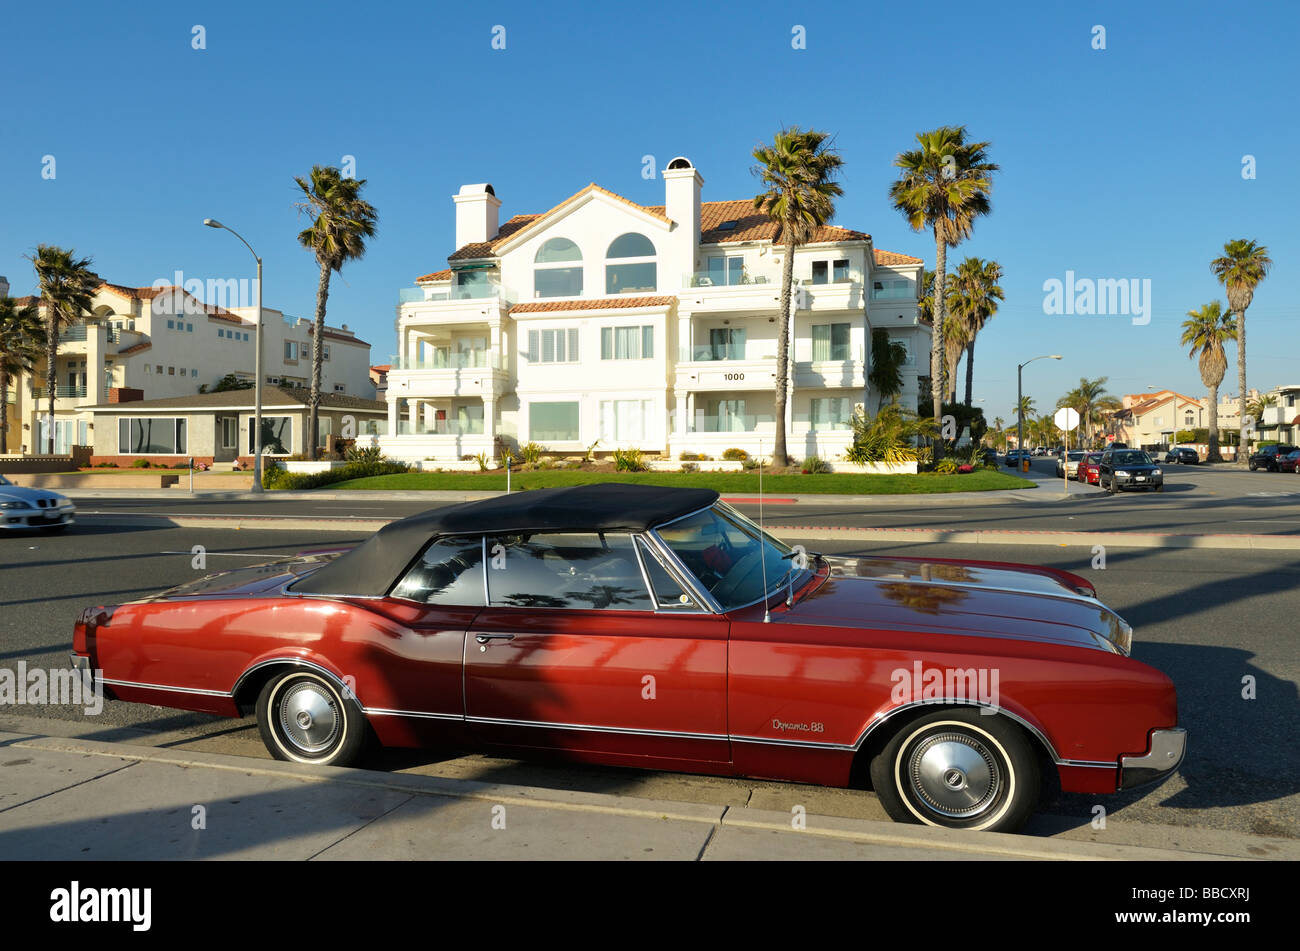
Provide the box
[381,158,929,465]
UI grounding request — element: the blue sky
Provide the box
[1,0,1295,421]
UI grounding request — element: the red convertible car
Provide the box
[70,484,1185,833]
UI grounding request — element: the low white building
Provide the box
[382,159,929,465]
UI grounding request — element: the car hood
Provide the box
[778,555,1131,655]
[1112,463,1159,472]
[0,485,68,505]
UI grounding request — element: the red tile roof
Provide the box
[510,296,676,315]
[874,249,924,266]
[416,269,452,282]
[447,214,542,261]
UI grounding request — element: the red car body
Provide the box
[1278,450,1300,473]
[70,485,1184,833]
[1077,453,1103,484]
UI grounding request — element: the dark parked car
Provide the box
[1278,449,1300,473]
[1099,449,1164,493]
[1164,448,1200,465]
[979,448,999,466]
[1005,449,1030,467]
[1248,444,1299,471]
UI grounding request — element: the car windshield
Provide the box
[1113,451,1153,465]
[1085,454,1102,462]
[1068,452,1084,461]
[654,502,804,611]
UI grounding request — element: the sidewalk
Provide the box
[1,726,1291,861]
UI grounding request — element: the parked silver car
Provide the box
[0,475,76,532]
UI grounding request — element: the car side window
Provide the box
[391,535,485,604]
[635,537,700,610]
[486,532,653,611]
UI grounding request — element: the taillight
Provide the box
[73,605,117,654]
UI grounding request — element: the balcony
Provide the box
[396,419,485,436]
[688,413,777,433]
[399,281,502,304]
[390,351,500,371]
[31,385,88,400]
[675,358,778,393]
[386,351,507,401]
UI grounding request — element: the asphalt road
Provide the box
[2,520,1295,841]
[66,459,1300,538]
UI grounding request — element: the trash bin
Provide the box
[1021,459,1030,473]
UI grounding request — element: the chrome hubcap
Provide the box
[278,681,340,754]
[908,732,1000,818]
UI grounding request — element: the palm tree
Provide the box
[295,165,379,460]
[1245,393,1276,423]
[889,126,997,460]
[1057,377,1110,445]
[1180,301,1236,462]
[1012,395,1036,440]
[992,415,1005,450]
[941,311,968,401]
[946,257,1003,406]
[29,246,98,453]
[1211,239,1272,465]
[0,296,46,454]
[916,268,936,327]
[752,127,844,466]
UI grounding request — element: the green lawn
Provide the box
[326,469,1036,494]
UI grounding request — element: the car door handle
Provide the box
[475,633,516,644]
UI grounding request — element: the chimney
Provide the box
[453,184,501,248]
[663,158,703,279]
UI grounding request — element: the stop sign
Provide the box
[1054,407,1081,431]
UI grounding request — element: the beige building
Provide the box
[5,282,375,456]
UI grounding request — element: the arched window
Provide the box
[605,233,657,294]
[534,238,583,297]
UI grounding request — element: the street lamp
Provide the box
[203,218,264,493]
[1017,354,1062,463]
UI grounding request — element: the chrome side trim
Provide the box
[731,734,857,751]
[230,658,352,703]
[852,699,1070,764]
[363,708,463,722]
[466,715,729,743]
[100,677,231,698]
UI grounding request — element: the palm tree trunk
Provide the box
[1236,310,1248,466]
[1207,381,1221,462]
[0,371,9,454]
[931,232,946,463]
[964,340,975,407]
[308,264,331,462]
[773,241,795,468]
[45,320,56,454]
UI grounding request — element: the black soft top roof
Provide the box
[292,483,719,596]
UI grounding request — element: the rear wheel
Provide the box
[870,709,1040,833]
[256,670,368,767]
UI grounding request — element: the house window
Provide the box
[219,329,225,338]
[285,341,298,360]
[833,259,850,282]
[599,400,652,442]
[811,397,853,431]
[705,256,744,286]
[334,384,346,393]
[708,399,747,432]
[249,416,292,455]
[708,327,745,361]
[530,402,579,442]
[187,323,193,332]
[812,323,851,361]
[527,328,579,363]
[119,417,187,454]
[156,365,163,374]
[872,278,913,300]
[600,325,654,360]
[323,345,331,361]
[168,366,175,375]
[605,233,657,294]
[220,418,237,450]
[534,238,583,298]
[191,369,198,378]
[167,319,175,329]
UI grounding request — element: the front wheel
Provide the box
[870,709,1040,833]
[256,670,368,767]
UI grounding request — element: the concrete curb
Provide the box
[73,511,1300,550]
[3,730,1260,861]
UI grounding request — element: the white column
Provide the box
[387,397,398,435]
[484,395,496,453]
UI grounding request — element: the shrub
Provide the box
[613,448,647,472]
[957,464,975,474]
[172,461,191,470]
[262,455,410,490]
[564,459,583,470]
[679,451,710,461]
[473,451,490,472]
[845,401,936,465]
[131,458,150,468]
[801,455,831,474]
[584,439,601,463]
[346,445,383,465]
[680,462,699,473]
[519,442,544,466]
[936,458,960,474]
[93,461,118,468]
[741,456,759,470]
[721,448,749,462]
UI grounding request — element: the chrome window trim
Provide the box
[482,530,657,614]
[480,535,489,606]
[633,533,707,614]
[644,529,724,614]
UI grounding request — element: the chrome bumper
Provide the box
[1120,727,1187,789]
[69,652,96,690]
